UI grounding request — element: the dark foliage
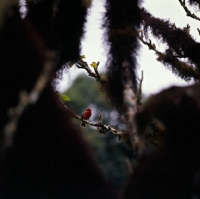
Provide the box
[27,0,58,50]
[103,0,142,110]
[141,8,200,68]
[125,151,197,199]
[158,49,199,81]
[0,6,117,199]
[0,9,45,133]
[55,0,88,66]
[125,83,200,198]
[27,0,88,69]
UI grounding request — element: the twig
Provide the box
[137,31,186,59]
[137,31,199,81]
[3,51,57,152]
[137,31,162,56]
[178,0,200,21]
[137,71,143,106]
[197,28,200,36]
[76,59,106,85]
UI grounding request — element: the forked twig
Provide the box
[178,0,200,21]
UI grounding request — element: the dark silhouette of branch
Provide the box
[141,8,200,68]
[178,0,200,21]
[137,31,162,54]
[3,51,57,152]
[137,31,200,81]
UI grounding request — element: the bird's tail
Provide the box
[80,122,86,128]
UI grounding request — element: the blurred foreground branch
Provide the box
[3,51,57,152]
[0,0,18,30]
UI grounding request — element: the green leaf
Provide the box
[80,55,86,59]
[60,94,70,101]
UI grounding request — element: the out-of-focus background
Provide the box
[58,0,200,191]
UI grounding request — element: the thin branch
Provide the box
[76,59,106,86]
[179,0,200,21]
[3,51,57,152]
[137,31,199,81]
[137,31,162,55]
[58,99,129,140]
[137,71,143,106]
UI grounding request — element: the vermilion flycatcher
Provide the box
[80,108,92,128]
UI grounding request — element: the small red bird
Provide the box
[80,108,92,128]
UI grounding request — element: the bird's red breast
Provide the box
[82,108,92,120]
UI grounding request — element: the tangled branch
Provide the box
[137,31,199,81]
[178,0,200,21]
[137,31,162,55]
